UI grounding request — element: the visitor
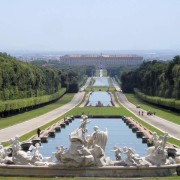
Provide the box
[37,128,41,137]
[142,111,144,116]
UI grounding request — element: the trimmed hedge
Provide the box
[134,88,180,111]
[0,88,66,113]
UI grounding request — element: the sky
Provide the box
[0,0,180,52]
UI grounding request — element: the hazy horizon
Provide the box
[0,0,180,52]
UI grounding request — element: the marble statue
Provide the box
[0,144,12,164]
[80,115,91,134]
[54,127,95,167]
[0,115,179,168]
[145,132,169,166]
[0,144,6,162]
[9,136,43,165]
[112,145,123,161]
[52,115,110,167]
[86,126,108,151]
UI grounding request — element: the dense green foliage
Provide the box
[31,60,96,93]
[0,53,96,116]
[0,88,66,116]
[0,53,70,116]
[107,66,138,88]
[0,53,62,100]
[121,56,180,100]
[0,92,73,130]
[107,66,137,79]
[134,88,180,111]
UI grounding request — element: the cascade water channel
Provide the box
[87,76,112,106]
[40,77,148,160]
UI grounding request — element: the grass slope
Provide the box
[0,94,74,130]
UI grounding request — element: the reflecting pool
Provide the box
[87,91,112,106]
[40,118,147,160]
[93,77,110,86]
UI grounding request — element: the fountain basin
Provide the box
[0,165,177,177]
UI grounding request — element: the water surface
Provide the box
[40,118,147,160]
[93,77,110,86]
[87,91,112,106]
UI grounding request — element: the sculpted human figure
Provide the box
[123,147,144,166]
[148,132,169,155]
[0,144,12,164]
[28,143,42,158]
[0,144,6,163]
[9,136,22,155]
[145,132,169,165]
[87,126,108,151]
[80,115,90,134]
[112,145,123,161]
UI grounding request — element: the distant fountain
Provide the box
[96,101,103,107]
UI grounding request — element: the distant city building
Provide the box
[60,54,143,68]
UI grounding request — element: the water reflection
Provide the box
[93,77,110,86]
[87,91,112,106]
[40,118,147,160]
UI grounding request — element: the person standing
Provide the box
[37,128,41,137]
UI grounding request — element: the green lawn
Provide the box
[125,93,180,125]
[69,106,122,116]
[86,86,115,91]
[0,93,75,130]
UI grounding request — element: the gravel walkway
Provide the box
[115,92,180,140]
[0,91,85,143]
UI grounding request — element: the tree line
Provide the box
[0,53,63,100]
[120,56,180,110]
[120,56,180,99]
[0,53,96,116]
[107,56,180,110]
[31,60,96,93]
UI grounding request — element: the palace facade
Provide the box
[60,54,143,68]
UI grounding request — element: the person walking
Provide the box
[37,128,41,137]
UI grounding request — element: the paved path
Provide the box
[112,78,121,92]
[115,92,180,140]
[0,91,85,143]
[80,77,91,91]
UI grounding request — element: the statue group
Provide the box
[0,115,179,167]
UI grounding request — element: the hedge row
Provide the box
[134,88,180,111]
[0,88,66,113]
